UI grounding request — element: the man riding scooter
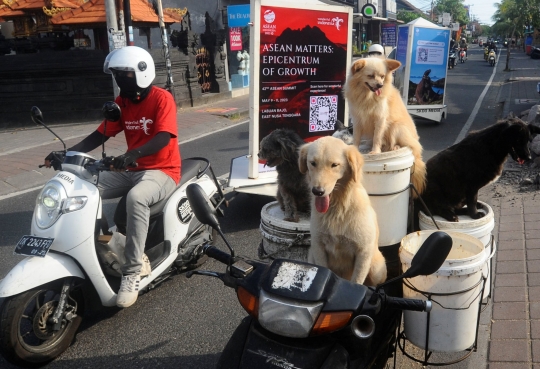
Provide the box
[44,46,181,308]
[459,37,468,60]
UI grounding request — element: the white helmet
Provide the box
[104,46,155,88]
[368,44,384,55]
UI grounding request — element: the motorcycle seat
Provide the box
[113,159,204,230]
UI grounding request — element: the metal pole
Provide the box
[154,0,175,100]
[104,0,120,97]
[124,0,134,46]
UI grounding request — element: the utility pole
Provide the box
[124,0,134,46]
[431,0,434,22]
[104,0,120,97]
[154,0,175,101]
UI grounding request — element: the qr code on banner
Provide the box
[417,47,428,62]
[309,95,338,132]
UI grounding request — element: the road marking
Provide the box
[179,119,248,144]
[454,50,501,144]
[515,99,540,104]
[0,186,42,201]
[0,134,91,157]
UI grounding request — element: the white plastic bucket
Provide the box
[259,201,310,261]
[419,201,494,299]
[362,147,414,247]
[400,230,488,352]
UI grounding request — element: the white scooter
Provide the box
[0,105,226,367]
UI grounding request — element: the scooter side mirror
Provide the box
[31,106,45,126]
[31,106,67,151]
[102,101,121,122]
[402,231,453,279]
[186,183,220,230]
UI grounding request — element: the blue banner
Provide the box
[408,27,450,105]
[228,5,251,28]
[394,26,409,97]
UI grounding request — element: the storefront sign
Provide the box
[362,3,377,18]
[229,27,243,51]
[258,5,349,142]
[228,4,251,28]
[381,23,397,47]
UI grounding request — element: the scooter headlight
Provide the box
[258,290,323,338]
[35,182,86,229]
[36,182,66,229]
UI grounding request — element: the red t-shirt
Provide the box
[97,86,181,184]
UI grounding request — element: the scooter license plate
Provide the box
[15,235,54,258]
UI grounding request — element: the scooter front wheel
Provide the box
[0,280,83,367]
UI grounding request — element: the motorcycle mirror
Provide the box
[186,183,220,230]
[186,183,235,258]
[31,106,44,126]
[31,106,67,151]
[402,231,453,279]
[102,101,121,122]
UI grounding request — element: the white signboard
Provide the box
[109,31,126,51]
[416,41,446,65]
[451,22,460,31]
[442,13,450,26]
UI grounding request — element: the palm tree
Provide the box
[493,0,540,70]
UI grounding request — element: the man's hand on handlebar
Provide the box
[43,151,65,170]
[108,151,140,172]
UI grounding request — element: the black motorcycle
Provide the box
[531,46,540,60]
[448,47,457,69]
[185,183,453,369]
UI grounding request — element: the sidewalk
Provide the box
[480,48,540,369]
[0,94,249,198]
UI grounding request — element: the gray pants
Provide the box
[98,170,176,275]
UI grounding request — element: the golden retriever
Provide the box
[343,57,426,196]
[298,136,387,286]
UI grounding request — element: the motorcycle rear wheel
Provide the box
[0,280,83,368]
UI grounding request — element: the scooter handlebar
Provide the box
[203,245,233,265]
[385,296,432,312]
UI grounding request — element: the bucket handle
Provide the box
[403,276,485,311]
[486,235,497,260]
[259,223,307,246]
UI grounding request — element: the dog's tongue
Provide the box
[518,158,525,165]
[374,88,381,96]
[315,196,330,213]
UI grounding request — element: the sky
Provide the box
[407,0,497,26]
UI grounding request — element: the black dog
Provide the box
[417,115,540,223]
[258,129,310,222]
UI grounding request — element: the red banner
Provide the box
[229,27,243,51]
[258,6,349,142]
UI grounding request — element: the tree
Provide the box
[492,0,540,70]
[434,0,469,26]
[397,10,428,24]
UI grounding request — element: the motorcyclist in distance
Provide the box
[459,37,468,59]
[43,46,181,309]
[367,43,386,59]
[488,40,498,52]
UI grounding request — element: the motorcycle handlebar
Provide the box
[385,296,432,312]
[203,245,233,265]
